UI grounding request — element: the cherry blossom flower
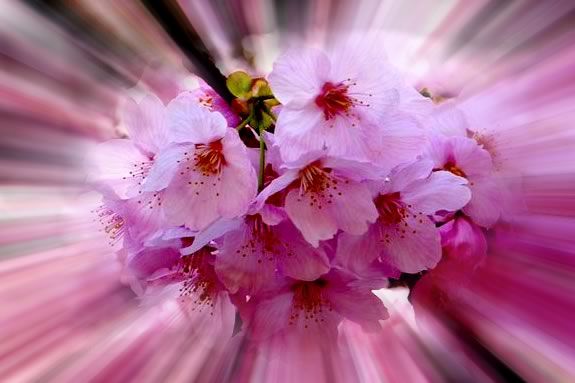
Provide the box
[426,135,502,227]
[214,210,330,295]
[88,95,172,243]
[123,236,235,332]
[256,153,380,246]
[243,267,389,340]
[88,94,169,200]
[143,94,257,231]
[268,39,425,169]
[337,160,471,273]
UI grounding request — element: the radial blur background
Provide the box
[1,1,575,382]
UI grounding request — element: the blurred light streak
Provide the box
[0,0,574,382]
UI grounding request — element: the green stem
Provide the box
[235,110,253,131]
[264,106,277,122]
[258,128,266,191]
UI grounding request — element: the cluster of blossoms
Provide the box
[90,39,503,341]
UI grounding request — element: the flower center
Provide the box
[94,206,125,245]
[443,160,466,178]
[289,279,332,327]
[235,215,292,264]
[296,162,347,209]
[179,251,219,313]
[375,192,407,225]
[299,162,333,194]
[315,82,354,120]
[194,140,226,176]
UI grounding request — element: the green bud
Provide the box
[226,71,252,98]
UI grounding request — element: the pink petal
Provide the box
[167,94,227,144]
[387,159,434,192]
[142,144,190,192]
[215,221,277,294]
[402,171,471,214]
[122,94,168,155]
[335,227,381,272]
[88,139,150,199]
[217,160,258,219]
[285,180,378,246]
[126,246,180,280]
[285,189,338,247]
[463,176,501,227]
[274,105,326,162]
[268,47,330,106]
[257,203,287,225]
[254,169,299,210]
[323,157,384,182]
[181,218,241,255]
[366,113,426,174]
[247,291,294,340]
[324,269,389,331]
[440,216,487,266]
[275,221,330,281]
[162,172,221,230]
[429,104,468,137]
[380,214,442,273]
[330,181,379,236]
[450,136,493,177]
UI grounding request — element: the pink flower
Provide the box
[243,268,389,340]
[88,94,169,200]
[337,160,471,274]
[427,135,502,227]
[123,237,235,329]
[257,153,380,246]
[94,186,168,247]
[268,40,424,168]
[88,95,172,243]
[143,94,257,231]
[214,211,330,295]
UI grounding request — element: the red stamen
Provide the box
[315,82,353,120]
[289,279,332,327]
[443,160,466,178]
[194,139,226,175]
[375,192,407,225]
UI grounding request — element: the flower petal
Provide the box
[463,176,501,228]
[268,47,330,106]
[330,181,379,236]
[247,291,294,340]
[366,113,426,174]
[380,214,442,273]
[216,221,277,294]
[450,136,493,177]
[142,144,190,192]
[122,94,168,154]
[325,269,389,332]
[255,169,299,210]
[275,221,330,281]
[335,227,381,272]
[285,189,338,247]
[387,159,434,192]
[167,94,227,144]
[274,105,326,163]
[181,218,241,255]
[87,139,150,199]
[402,170,471,215]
